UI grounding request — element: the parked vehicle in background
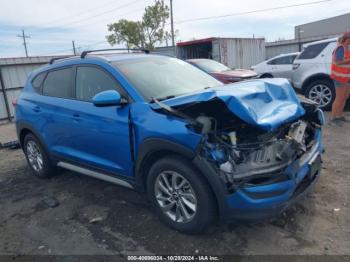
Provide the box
[187,59,257,84]
[251,52,299,81]
[292,38,337,110]
[15,50,324,234]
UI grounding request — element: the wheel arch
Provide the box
[301,73,333,93]
[260,73,273,78]
[17,122,48,153]
[134,138,195,192]
[134,138,226,219]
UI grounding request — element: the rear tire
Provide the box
[260,73,273,78]
[305,79,335,110]
[23,133,56,178]
[147,156,216,234]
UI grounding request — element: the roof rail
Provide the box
[80,48,150,58]
[49,57,72,64]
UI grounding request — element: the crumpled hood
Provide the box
[157,78,305,131]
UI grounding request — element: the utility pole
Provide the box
[17,29,30,57]
[72,40,77,55]
[297,27,304,52]
[170,0,175,52]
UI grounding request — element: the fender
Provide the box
[134,138,195,190]
[134,137,229,219]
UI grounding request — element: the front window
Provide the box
[192,59,231,73]
[113,57,222,101]
[76,66,121,101]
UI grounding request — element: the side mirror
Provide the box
[92,90,124,107]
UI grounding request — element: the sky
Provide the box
[0,0,350,58]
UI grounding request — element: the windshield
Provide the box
[191,59,231,73]
[113,57,222,101]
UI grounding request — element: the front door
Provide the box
[67,65,133,177]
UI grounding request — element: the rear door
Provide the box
[67,65,133,177]
[39,66,76,157]
[267,55,296,80]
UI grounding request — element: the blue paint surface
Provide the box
[158,78,305,131]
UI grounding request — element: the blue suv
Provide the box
[15,50,324,233]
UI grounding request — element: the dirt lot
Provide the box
[0,112,349,257]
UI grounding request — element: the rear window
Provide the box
[267,55,297,65]
[42,68,73,99]
[31,72,46,93]
[298,42,329,59]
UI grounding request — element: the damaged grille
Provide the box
[199,117,318,192]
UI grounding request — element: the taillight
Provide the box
[292,63,300,70]
[12,98,18,107]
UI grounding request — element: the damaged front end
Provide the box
[153,79,324,219]
[196,103,323,194]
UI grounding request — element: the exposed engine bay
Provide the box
[153,96,323,192]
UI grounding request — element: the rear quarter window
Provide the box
[298,42,330,59]
[31,72,46,93]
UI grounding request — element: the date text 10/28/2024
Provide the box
[127,255,220,261]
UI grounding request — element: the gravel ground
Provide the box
[0,112,349,257]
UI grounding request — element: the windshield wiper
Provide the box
[153,95,176,101]
[151,98,201,130]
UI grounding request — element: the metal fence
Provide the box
[0,56,67,122]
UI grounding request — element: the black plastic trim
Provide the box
[134,138,195,190]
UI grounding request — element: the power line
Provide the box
[16,29,30,57]
[40,40,109,56]
[50,0,145,29]
[64,6,146,29]
[172,0,336,25]
[43,0,125,27]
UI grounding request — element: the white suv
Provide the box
[292,38,337,109]
[251,52,299,81]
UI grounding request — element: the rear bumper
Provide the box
[193,129,323,222]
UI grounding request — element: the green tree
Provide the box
[106,0,170,50]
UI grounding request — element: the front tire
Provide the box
[305,79,335,110]
[23,133,56,178]
[147,156,216,234]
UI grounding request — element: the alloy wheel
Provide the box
[308,84,333,108]
[154,171,197,223]
[26,140,44,172]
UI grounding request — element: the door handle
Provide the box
[32,106,41,112]
[72,113,81,122]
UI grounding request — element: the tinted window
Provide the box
[76,67,121,101]
[190,59,231,73]
[113,57,221,101]
[43,68,73,98]
[267,55,297,65]
[31,72,46,92]
[298,42,329,59]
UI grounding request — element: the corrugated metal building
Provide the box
[154,46,176,57]
[0,56,67,122]
[176,37,266,69]
[265,13,350,59]
[295,13,350,40]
